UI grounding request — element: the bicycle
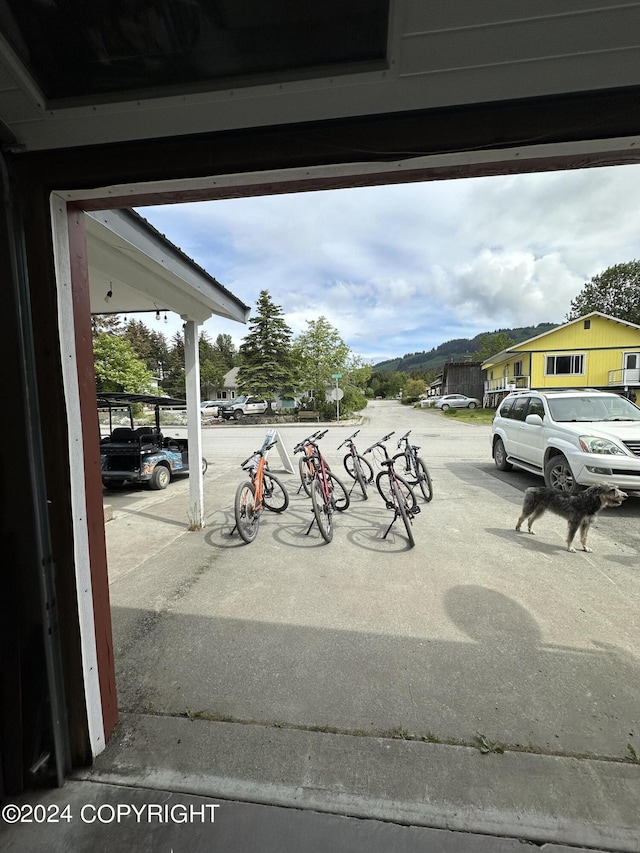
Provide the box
[363,432,419,548]
[233,439,289,544]
[393,430,433,501]
[337,429,374,499]
[297,429,324,496]
[293,431,349,542]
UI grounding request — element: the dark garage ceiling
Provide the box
[0,0,389,102]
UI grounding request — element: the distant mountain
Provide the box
[373,323,558,373]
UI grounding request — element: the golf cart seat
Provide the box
[110,427,136,442]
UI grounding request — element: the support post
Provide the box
[183,319,204,529]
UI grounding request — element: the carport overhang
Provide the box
[482,349,516,372]
[86,208,249,325]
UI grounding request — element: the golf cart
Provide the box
[98,392,208,490]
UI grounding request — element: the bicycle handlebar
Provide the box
[397,429,411,447]
[362,431,395,455]
[336,428,360,450]
[293,429,327,454]
[240,440,277,468]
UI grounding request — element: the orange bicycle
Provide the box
[296,429,324,495]
[233,439,289,543]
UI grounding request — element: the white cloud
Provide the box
[440,249,584,327]
[136,163,640,361]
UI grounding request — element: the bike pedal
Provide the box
[385,501,394,509]
[412,505,421,515]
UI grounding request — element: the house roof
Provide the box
[223,367,239,387]
[481,312,640,370]
[87,209,250,324]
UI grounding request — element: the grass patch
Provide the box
[441,407,495,425]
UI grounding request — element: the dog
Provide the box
[515,484,627,552]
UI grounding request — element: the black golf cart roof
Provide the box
[96,392,186,408]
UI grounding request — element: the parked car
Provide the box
[219,395,269,420]
[435,394,481,410]
[491,389,640,493]
[98,392,208,490]
[200,399,226,417]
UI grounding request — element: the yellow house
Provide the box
[482,312,640,407]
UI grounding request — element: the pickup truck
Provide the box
[219,395,269,420]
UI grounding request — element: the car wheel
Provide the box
[468,402,477,409]
[233,410,244,420]
[493,438,512,472]
[544,455,581,493]
[441,403,450,411]
[149,465,171,490]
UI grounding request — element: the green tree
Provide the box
[344,356,372,391]
[293,316,351,404]
[367,370,409,399]
[91,313,121,338]
[475,332,514,362]
[403,377,426,402]
[214,333,238,368]
[196,332,226,396]
[93,332,154,393]
[236,290,296,410]
[122,319,170,377]
[161,332,186,398]
[567,261,640,324]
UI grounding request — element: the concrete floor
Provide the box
[5,401,637,852]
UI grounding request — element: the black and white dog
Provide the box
[515,484,627,552]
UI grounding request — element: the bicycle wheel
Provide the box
[262,472,289,513]
[328,472,350,511]
[375,471,417,511]
[299,454,314,496]
[234,481,260,543]
[311,477,333,542]
[344,452,374,483]
[392,480,415,548]
[392,451,412,476]
[414,458,433,502]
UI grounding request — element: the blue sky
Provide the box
[135,163,640,364]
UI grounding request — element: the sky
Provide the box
[134,163,640,364]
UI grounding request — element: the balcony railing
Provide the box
[608,368,640,386]
[484,376,530,393]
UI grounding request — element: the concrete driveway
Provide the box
[89,400,639,850]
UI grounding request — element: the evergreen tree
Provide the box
[91,313,121,338]
[214,333,238,368]
[161,332,186,398]
[199,331,227,397]
[236,290,296,410]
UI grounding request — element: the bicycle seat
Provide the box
[380,459,393,467]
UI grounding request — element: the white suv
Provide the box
[491,389,640,494]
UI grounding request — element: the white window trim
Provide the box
[544,352,586,377]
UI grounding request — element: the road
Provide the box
[106,398,640,553]
[105,398,639,749]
